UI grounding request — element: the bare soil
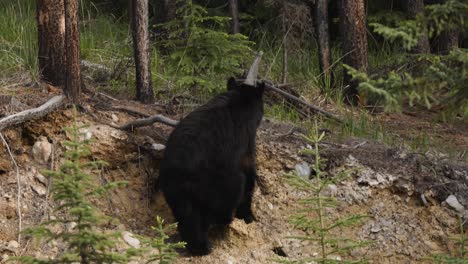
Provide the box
[0,87,467,263]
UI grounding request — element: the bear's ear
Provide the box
[227,77,237,91]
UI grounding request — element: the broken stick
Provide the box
[118,114,179,130]
[0,95,66,131]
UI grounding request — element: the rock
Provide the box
[295,162,310,178]
[267,202,274,210]
[1,254,9,262]
[7,240,19,249]
[66,222,77,231]
[34,172,48,185]
[111,114,119,122]
[152,143,166,151]
[122,231,140,249]
[445,194,468,218]
[323,184,338,197]
[32,136,52,164]
[31,184,47,197]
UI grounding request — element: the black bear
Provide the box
[158,57,264,255]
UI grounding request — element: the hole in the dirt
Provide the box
[272,246,287,257]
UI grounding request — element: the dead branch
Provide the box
[117,114,179,130]
[0,132,21,243]
[0,95,66,131]
[263,82,344,123]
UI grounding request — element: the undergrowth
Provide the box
[275,120,370,264]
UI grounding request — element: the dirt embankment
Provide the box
[0,91,467,263]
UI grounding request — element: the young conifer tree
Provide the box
[15,108,135,264]
[275,120,369,264]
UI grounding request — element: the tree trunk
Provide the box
[438,29,459,54]
[131,0,155,104]
[311,0,333,86]
[281,7,287,84]
[64,0,81,103]
[152,0,176,41]
[339,0,368,106]
[36,0,66,87]
[432,0,459,54]
[406,0,430,54]
[229,0,240,34]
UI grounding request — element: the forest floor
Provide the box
[0,83,467,263]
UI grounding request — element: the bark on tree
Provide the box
[339,0,368,106]
[36,0,66,87]
[438,29,459,54]
[64,0,81,103]
[281,7,287,84]
[152,0,177,40]
[131,0,155,104]
[433,0,459,54]
[229,0,240,34]
[406,0,431,54]
[311,0,333,85]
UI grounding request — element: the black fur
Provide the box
[158,77,265,255]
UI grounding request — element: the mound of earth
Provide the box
[0,90,467,263]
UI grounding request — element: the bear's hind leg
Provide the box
[176,206,211,256]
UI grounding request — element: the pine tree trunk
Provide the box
[312,0,333,86]
[131,0,155,104]
[281,7,287,84]
[36,0,66,87]
[339,0,368,106]
[229,0,240,34]
[64,0,81,103]
[152,0,176,41]
[438,29,459,54]
[406,0,430,54]
[432,0,459,54]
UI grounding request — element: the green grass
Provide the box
[0,0,37,78]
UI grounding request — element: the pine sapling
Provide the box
[138,216,186,264]
[276,120,369,264]
[14,109,135,264]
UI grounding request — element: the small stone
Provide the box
[295,162,310,178]
[111,114,119,122]
[324,184,338,197]
[370,225,381,233]
[32,136,52,164]
[35,172,48,185]
[2,254,9,261]
[66,222,77,231]
[122,231,140,248]
[267,202,274,210]
[7,240,19,249]
[445,195,465,213]
[31,184,47,197]
[152,143,166,151]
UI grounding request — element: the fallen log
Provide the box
[0,95,66,131]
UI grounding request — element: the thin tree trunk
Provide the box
[312,0,333,86]
[229,0,240,34]
[131,0,155,104]
[36,0,66,87]
[64,0,81,103]
[152,0,176,41]
[406,0,430,54]
[281,7,287,84]
[433,0,459,54]
[438,29,459,54]
[339,0,368,106]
